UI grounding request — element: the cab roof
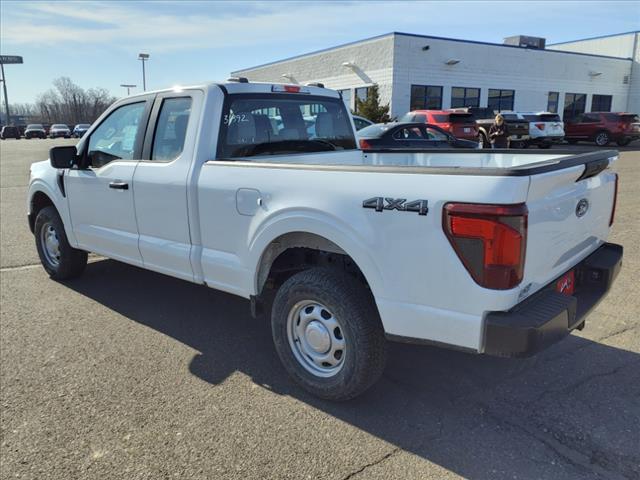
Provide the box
[124,80,340,100]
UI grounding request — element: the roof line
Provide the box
[232,32,394,73]
[232,31,632,74]
[391,32,631,60]
[548,30,639,46]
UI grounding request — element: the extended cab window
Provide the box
[218,94,356,158]
[152,97,192,161]
[88,102,146,168]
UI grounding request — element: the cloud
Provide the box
[1,0,637,54]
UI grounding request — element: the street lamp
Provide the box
[0,55,24,125]
[120,84,137,95]
[138,53,149,91]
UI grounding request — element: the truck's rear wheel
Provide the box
[34,206,87,280]
[271,268,386,401]
[594,131,610,147]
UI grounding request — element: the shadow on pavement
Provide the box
[65,259,640,480]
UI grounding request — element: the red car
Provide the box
[400,110,479,141]
[564,112,640,147]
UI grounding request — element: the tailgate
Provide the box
[523,154,617,294]
[507,121,529,136]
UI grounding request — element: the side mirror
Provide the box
[49,146,77,169]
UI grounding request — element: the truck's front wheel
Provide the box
[34,206,87,280]
[271,268,386,401]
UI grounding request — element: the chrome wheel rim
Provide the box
[596,133,608,145]
[287,301,346,378]
[40,222,61,267]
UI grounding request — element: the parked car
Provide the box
[0,126,21,140]
[28,80,622,400]
[564,112,640,147]
[49,124,71,139]
[24,124,47,139]
[352,115,374,131]
[358,122,479,150]
[400,110,479,142]
[455,107,530,148]
[518,112,564,148]
[73,123,91,138]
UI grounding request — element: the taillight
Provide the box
[440,123,452,133]
[609,173,618,226]
[359,139,372,150]
[443,203,528,290]
[535,123,545,130]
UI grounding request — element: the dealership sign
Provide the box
[0,56,23,64]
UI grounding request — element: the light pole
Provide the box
[120,84,136,95]
[0,55,24,125]
[138,53,149,91]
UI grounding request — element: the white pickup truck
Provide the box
[28,80,623,400]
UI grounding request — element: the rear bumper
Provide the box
[483,242,623,358]
[528,136,564,144]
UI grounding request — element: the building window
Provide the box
[338,89,352,110]
[591,94,612,112]
[451,87,480,108]
[354,87,371,113]
[410,85,443,111]
[563,93,586,120]
[547,92,559,113]
[487,89,514,112]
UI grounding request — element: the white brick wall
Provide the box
[233,35,395,112]
[550,32,640,113]
[233,32,634,119]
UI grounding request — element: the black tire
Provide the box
[479,132,491,149]
[567,139,578,145]
[594,130,610,147]
[616,138,631,147]
[271,268,387,401]
[34,206,87,280]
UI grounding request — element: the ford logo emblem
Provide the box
[576,199,589,218]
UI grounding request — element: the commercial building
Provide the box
[232,31,639,119]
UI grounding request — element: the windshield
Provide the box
[76,124,90,128]
[51,124,68,129]
[217,94,356,159]
[27,124,43,129]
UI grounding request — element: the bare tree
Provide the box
[34,77,116,125]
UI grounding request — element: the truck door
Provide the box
[131,91,200,281]
[65,98,153,266]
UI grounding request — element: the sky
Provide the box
[1,0,639,104]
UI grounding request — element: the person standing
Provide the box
[489,114,510,149]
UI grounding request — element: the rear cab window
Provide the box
[151,97,192,161]
[217,93,356,159]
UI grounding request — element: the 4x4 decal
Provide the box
[363,197,429,216]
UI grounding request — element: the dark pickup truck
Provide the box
[452,107,530,148]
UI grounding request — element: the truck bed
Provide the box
[217,149,616,178]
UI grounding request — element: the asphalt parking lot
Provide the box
[1,139,638,480]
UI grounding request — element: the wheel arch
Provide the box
[28,189,56,233]
[253,230,382,303]
[27,181,76,246]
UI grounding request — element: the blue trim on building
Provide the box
[392,32,631,60]
[548,30,639,46]
[233,31,632,74]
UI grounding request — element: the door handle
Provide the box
[109,181,129,190]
